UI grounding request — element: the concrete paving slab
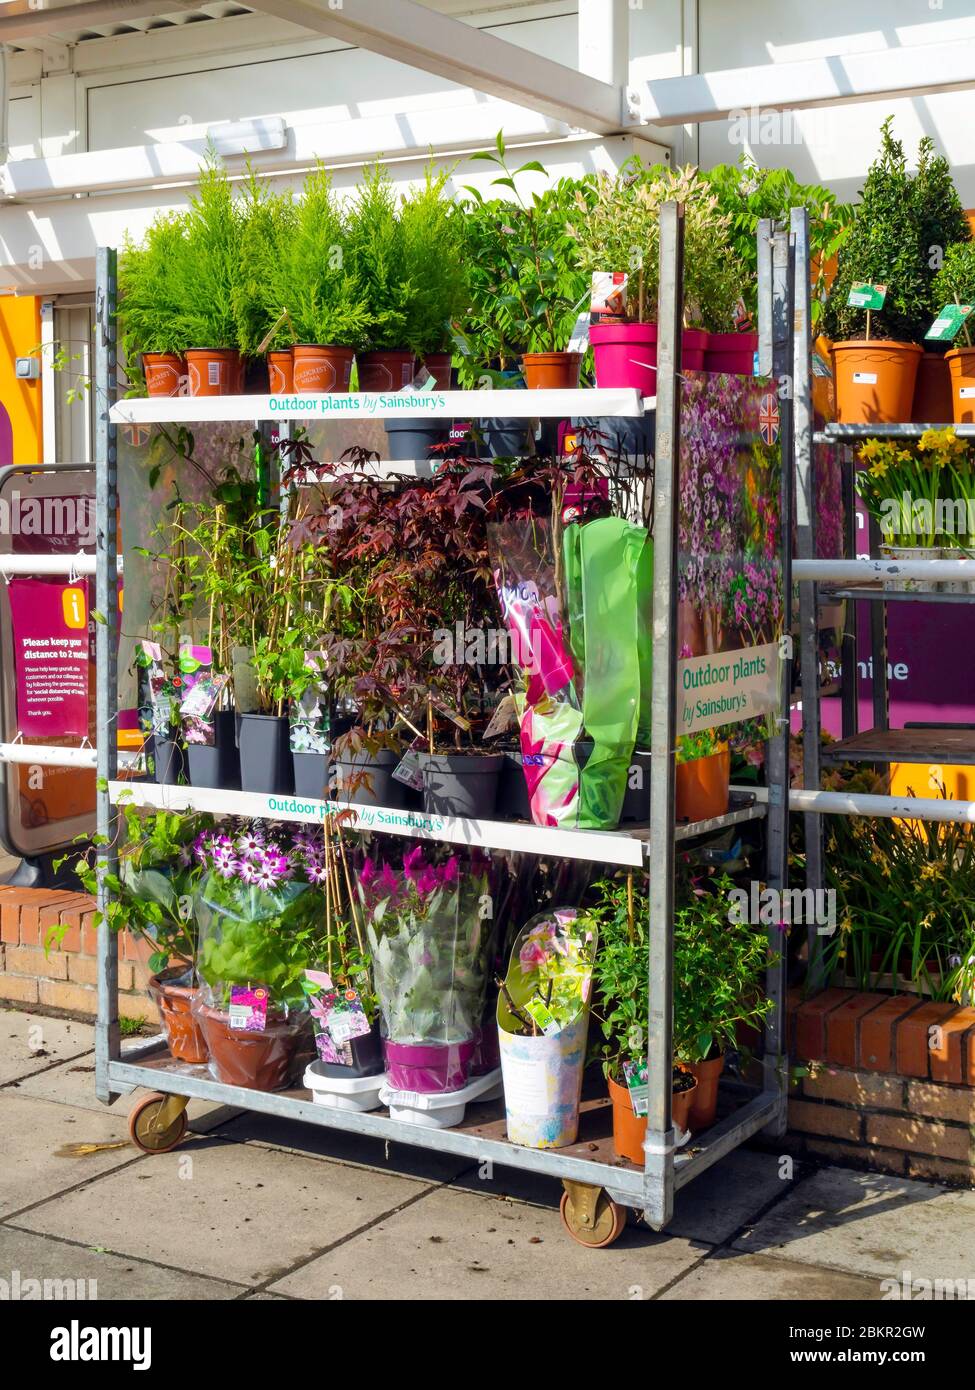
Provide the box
[14,1055,229,1134]
[0,1225,246,1301]
[15,1131,439,1286]
[210,1109,472,1184]
[0,1092,140,1218]
[668,1150,803,1244]
[733,1166,975,1284]
[270,1185,704,1300]
[0,1012,94,1084]
[660,1248,885,1300]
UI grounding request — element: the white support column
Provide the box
[679,0,699,165]
[578,0,628,89]
[39,298,58,465]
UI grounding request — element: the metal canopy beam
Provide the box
[245,0,623,134]
[0,0,199,41]
[627,36,975,126]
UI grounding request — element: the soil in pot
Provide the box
[200,1005,302,1091]
[143,352,185,397]
[148,967,208,1065]
[185,348,240,397]
[419,752,503,818]
[675,747,730,823]
[705,331,757,375]
[237,713,294,795]
[912,351,953,423]
[292,750,329,800]
[313,1019,384,1079]
[187,710,240,790]
[608,1068,699,1164]
[268,349,294,394]
[292,344,354,393]
[686,1054,724,1132]
[383,418,450,461]
[330,747,406,808]
[357,349,415,392]
[522,351,582,390]
[946,346,975,425]
[383,1037,475,1093]
[831,340,922,423]
[152,736,184,786]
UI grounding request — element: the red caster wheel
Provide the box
[128,1091,189,1154]
[559,1183,626,1248]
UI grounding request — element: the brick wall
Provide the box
[0,887,154,1022]
[782,988,975,1186]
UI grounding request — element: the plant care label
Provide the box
[677,641,780,735]
[566,310,591,356]
[852,372,878,384]
[524,997,561,1035]
[847,282,887,310]
[590,270,628,323]
[482,693,518,740]
[392,745,426,791]
[499,1054,551,1112]
[321,988,371,1046]
[925,303,974,342]
[622,1059,649,1118]
[228,985,268,1032]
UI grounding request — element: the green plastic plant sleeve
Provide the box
[562,517,653,829]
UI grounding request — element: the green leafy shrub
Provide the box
[170,158,243,349]
[398,164,469,358]
[233,170,299,354]
[274,164,368,347]
[118,212,192,361]
[345,162,417,351]
[932,241,975,323]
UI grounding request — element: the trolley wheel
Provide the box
[128,1091,189,1154]
[559,1185,626,1248]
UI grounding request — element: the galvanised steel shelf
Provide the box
[109,780,764,867]
[819,726,975,767]
[819,586,975,604]
[814,422,975,443]
[110,388,653,426]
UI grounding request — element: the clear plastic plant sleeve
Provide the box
[497,908,596,1148]
[362,848,493,1093]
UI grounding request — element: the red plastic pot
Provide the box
[147,968,208,1065]
[705,332,758,376]
[383,1038,475,1093]
[522,351,582,389]
[143,353,185,397]
[358,349,415,392]
[590,322,708,391]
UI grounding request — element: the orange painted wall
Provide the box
[0,297,43,465]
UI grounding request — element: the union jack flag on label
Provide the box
[759,392,780,446]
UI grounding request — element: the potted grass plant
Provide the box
[118,213,191,396]
[496,908,596,1149]
[55,806,215,1064]
[931,242,975,424]
[362,845,492,1093]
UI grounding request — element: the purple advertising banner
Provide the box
[8,578,90,737]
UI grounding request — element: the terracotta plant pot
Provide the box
[946,346,975,425]
[267,349,294,395]
[675,747,731,823]
[522,351,582,390]
[185,348,240,397]
[608,1071,699,1164]
[831,340,922,424]
[292,344,354,393]
[199,1005,301,1091]
[420,351,453,387]
[686,1054,724,1132]
[143,352,185,397]
[147,968,208,1065]
[912,351,953,424]
[357,349,415,392]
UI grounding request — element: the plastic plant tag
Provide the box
[392,742,426,791]
[925,304,973,342]
[523,996,560,1036]
[228,985,268,1032]
[590,271,627,323]
[290,651,329,754]
[622,1059,649,1118]
[135,640,177,736]
[566,310,591,356]
[847,282,887,310]
[482,694,518,740]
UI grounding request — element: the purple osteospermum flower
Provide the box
[306,861,329,886]
[236,830,264,859]
[238,858,260,885]
[252,862,278,892]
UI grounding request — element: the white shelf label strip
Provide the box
[107,781,646,867]
[110,388,650,425]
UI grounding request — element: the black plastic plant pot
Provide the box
[187,711,241,790]
[236,713,294,795]
[477,417,532,459]
[571,414,655,460]
[313,1020,384,1079]
[330,748,406,808]
[152,736,184,786]
[383,418,450,462]
[619,750,652,823]
[498,748,531,821]
[419,752,503,819]
[292,751,329,800]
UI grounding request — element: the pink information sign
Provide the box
[8,578,90,737]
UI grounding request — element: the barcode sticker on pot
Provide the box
[852,372,878,384]
[960,387,975,398]
[208,361,220,387]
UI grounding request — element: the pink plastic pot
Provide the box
[705,332,758,376]
[383,1038,476,1093]
[590,322,709,390]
